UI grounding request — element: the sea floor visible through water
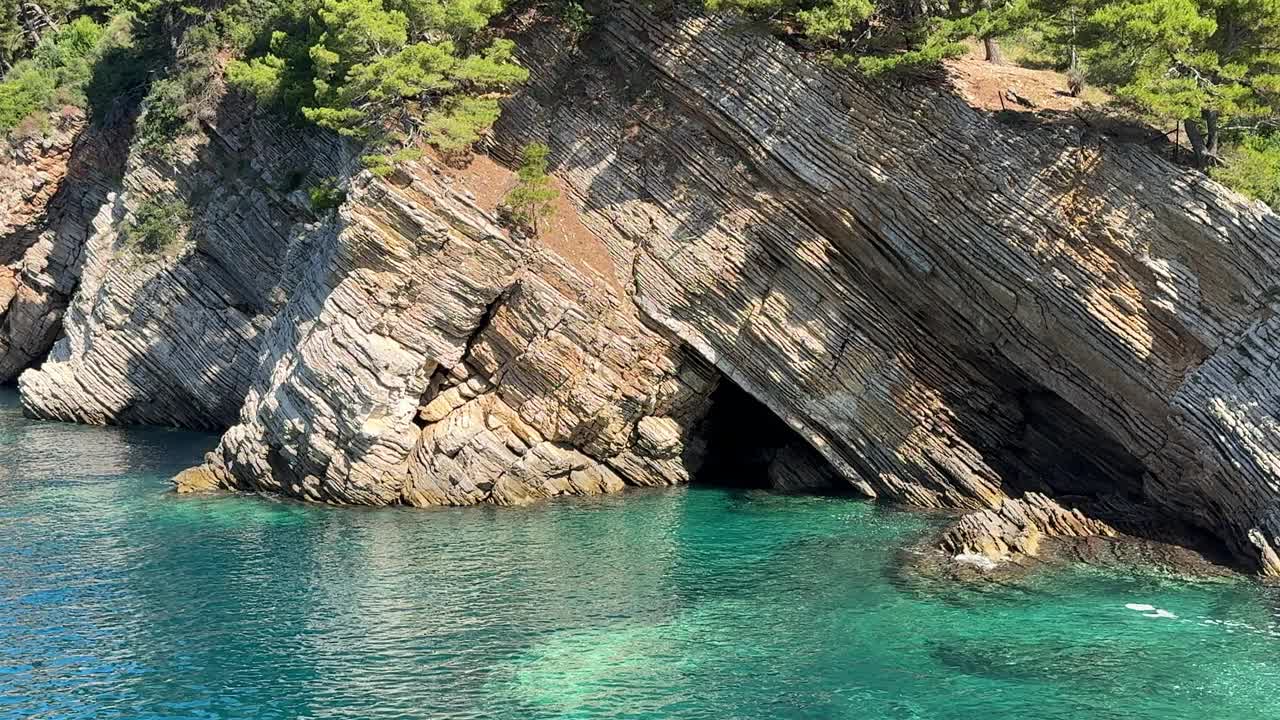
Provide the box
[1,387,1279,719]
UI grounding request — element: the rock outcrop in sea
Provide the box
[5,4,1280,576]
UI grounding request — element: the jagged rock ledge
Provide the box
[902,493,1241,583]
[187,160,717,506]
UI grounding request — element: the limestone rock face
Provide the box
[0,110,120,380]
[172,465,220,494]
[15,92,716,508]
[198,164,716,505]
[491,6,1280,572]
[939,493,1119,563]
[19,101,353,429]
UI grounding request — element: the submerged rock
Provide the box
[938,492,1118,563]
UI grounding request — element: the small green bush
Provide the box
[361,147,423,177]
[135,76,192,151]
[560,1,593,35]
[0,15,109,134]
[307,177,346,214]
[502,142,558,235]
[1212,134,1280,208]
[123,197,191,257]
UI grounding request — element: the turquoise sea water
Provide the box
[2,389,1280,719]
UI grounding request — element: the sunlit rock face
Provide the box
[197,161,718,507]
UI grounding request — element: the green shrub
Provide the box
[307,177,346,214]
[0,15,111,134]
[135,76,192,150]
[1212,134,1280,208]
[0,66,58,130]
[123,197,191,257]
[560,1,593,35]
[361,147,423,176]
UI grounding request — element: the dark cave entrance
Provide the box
[944,353,1241,567]
[692,379,844,493]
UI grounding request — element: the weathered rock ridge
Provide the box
[10,5,1280,575]
[190,162,716,505]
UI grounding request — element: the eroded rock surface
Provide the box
[14,4,1280,577]
[19,100,353,429]
[196,163,716,505]
[0,110,120,380]
[939,493,1119,563]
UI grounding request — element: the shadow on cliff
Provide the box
[0,83,138,382]
[1,26,185,384]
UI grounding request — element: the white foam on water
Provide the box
[954,553,997,572]
[1126,603,1177,619]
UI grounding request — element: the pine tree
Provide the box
[503,142,558,236]
[226,0,527,159]
[1081,0,1280,166]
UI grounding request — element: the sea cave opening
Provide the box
[691,378,842,493]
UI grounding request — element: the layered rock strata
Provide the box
[0,110,120,381]
[19,100,353,429]
[938,492,1119,562]
[193,163,717,505]
[491,6,1280,572]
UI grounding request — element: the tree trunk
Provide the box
[1185,111,1221,169]
[1202,109,1219,159]
[980,0,1003,64]
[1184,118,1208,168]
[983,37,1004,64]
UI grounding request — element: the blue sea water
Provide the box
[1,387,1279,719]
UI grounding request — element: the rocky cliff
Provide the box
[18,98,352,429]
[0,109,121,383]
[9,5,1280,575]
[489,8,1280,574]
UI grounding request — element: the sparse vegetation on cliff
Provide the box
[307,176,346,215]
[122,196,189,257]
[0,13,120,134]
[1,1,528,167]
[706,0,1280,198]
[501,142,558,235]
[1,0,1276,200]
[1214,134,1280,207]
